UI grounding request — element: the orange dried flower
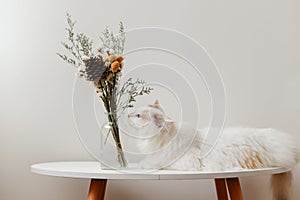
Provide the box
[115,56,123,63]
[111,61,120,72]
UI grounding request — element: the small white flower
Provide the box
[82,56,89,62]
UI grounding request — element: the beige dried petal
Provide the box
[107,55,116,62]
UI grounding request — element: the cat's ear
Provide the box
[153,100,160,107]
[152,113,165,128]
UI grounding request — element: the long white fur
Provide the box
[127,100,299,200]
[202,127,299,170]
[127,101,299,171]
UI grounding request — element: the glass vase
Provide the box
[99,111,128,169]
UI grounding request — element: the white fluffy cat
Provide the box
[127,100,300,200]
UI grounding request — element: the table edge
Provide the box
[31,161,291,180]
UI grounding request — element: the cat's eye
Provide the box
[136,114,141,118]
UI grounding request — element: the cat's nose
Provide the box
[128,114,131,118]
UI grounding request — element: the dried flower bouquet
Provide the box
[58,14,152,167]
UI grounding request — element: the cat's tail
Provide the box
[270,171,292,200]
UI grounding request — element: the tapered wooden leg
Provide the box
[214,178,229,200]
[88,179,107,200]
[226,178,243,200]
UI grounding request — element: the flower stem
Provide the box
[107,112,128,167]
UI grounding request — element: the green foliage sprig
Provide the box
[117,78,153,112]
[57,13,93,67]
[100,22,125,55]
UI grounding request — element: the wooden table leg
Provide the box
[226,178,243,200]
[88,179,107,200]
[214,178,229,200]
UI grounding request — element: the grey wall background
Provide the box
[1,0,300,199]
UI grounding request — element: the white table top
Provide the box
[31,161,290,180]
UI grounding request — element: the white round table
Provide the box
[31,161,289,200]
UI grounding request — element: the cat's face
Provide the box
[127,100,166,129]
